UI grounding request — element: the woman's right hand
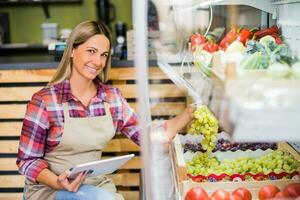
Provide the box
[57,170,87,192]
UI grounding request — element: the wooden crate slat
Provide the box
[0,67,167,83]
[0,158,18,171]
[118,191,139,200]
[0,84,185,101]
[109,67,167,80]
[0,122,22,137]
[0,138,139,154]
[117,84,186,99]
[0,87,42,102]
[0,104,26,119]
[103,138,140,153]
[149,102,185,116]
[0,157,141,171]
[0,102,185,119]
[107,173,140,187]
[0,173,139,188]
[0,193,22,200]
[0,140,19,154]
[0,69,54,83]
[181,179,300,199]
[0,175,24,188]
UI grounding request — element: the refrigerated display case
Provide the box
[133,0,300,199]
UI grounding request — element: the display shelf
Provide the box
[157,52,300,142]
[213,73,300,142]
[271,0,300,4]
[171,135,300,199]
[168,0,274,13]
[209,0,274,14]
[157,60,213,105]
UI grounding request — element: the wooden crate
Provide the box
[170,135,300,200]
[0,66,187,200]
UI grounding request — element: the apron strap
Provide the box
[63,102,112,120]
[103,102,112,119]
[62,102,70,121]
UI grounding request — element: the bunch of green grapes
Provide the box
[188,105,219,152]
[187,150,299,176]
[186,153,220,176]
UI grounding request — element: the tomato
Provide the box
[232,187,252,200]
[283,183,300,198]
[229,194,242,200]
[273,190,292,200]
[258,185,280,200]
[211,189,231,200]
[185,187,210,200]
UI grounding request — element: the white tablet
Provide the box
[68,154,134,179]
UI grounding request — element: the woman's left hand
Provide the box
[57,170,88,192]
[165,104,195,141]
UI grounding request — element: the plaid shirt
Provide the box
[16,78,140,183]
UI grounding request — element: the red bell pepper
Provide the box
[219,28,238,49]
[191,34,206,47]
[254,25,280,39]
[203,42,219,53]
[236,28,253,44]
[271,33,283,44]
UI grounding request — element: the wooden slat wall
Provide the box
[0,67,168,83]
[0,66,186,200]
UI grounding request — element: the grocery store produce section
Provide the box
[170,109,299,199]
[151,0,300,199]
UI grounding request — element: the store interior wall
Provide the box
[0,0,132,44]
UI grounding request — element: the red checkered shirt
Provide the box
[17,78,140,182]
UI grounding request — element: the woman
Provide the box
[17,20,194,200]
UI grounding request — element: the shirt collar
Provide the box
[55,77,106,104]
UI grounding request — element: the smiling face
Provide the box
[70,34,110,81]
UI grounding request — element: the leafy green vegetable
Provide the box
[193,49,213,77]
[242,39,295,70]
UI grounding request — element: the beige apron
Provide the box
[24,102,124,200]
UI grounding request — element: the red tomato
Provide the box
[232,188,252,200]
[211,189,231,200]
[185,187,210,200]
[283,183,300,198]
[229,194,242,200]
[258,185,280,200]
[273,190,292,200]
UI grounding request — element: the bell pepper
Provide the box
[219,28,238,50]
[203,42,219,53]
[271,33,283,44]
[191,34,206,47]
[254,25,280,39]
[236,28,253,44]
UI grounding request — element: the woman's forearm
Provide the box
[165,105,195,140]
[36,168,63,190]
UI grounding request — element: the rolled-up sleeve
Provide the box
[114,89,140,145]
[16,93,49,183]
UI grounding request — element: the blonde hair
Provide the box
[48,20,112,86]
